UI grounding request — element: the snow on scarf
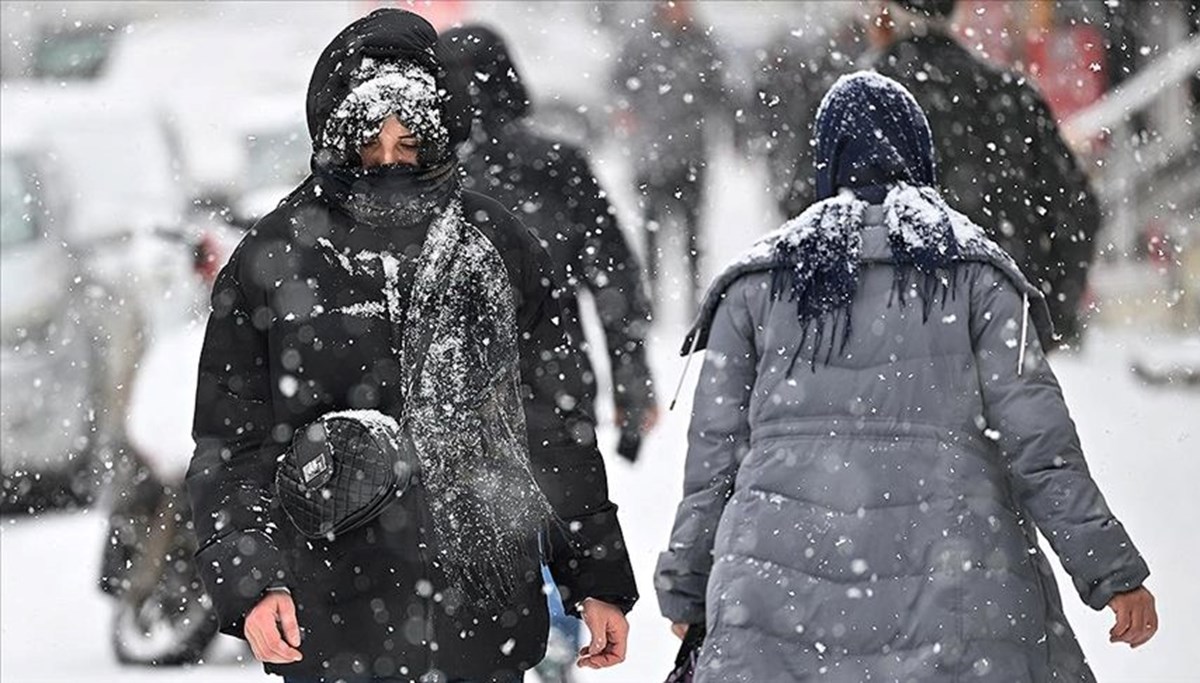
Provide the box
[678,71,1046,374]
[402,202,556,610]
[769,72,958,367]
[311,51,554,609]
[771,183,1005,370]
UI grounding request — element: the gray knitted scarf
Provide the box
[403,200,555,610]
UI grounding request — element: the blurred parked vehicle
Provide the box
[227,96,310,228]
[0,82,207,512]
[0,125,101,510]
[32,21,127,80]
[100,14,329,213]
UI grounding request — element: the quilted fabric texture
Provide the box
[276,409,415,539]
[657,215,1148,682]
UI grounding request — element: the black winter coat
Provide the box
[440,26,656,447]
[870,32,1102,344]
[186,10,636,681]
[187,183,637,681]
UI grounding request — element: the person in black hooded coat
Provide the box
[437,25,658,463]
[865,0,1102,347]
[185,10,637,683]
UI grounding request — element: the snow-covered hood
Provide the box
[304,8,469,162]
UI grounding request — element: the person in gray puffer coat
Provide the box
[656,72,1157,682]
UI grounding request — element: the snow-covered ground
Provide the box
[2,148,1196,683]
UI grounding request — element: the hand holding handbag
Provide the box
[665,623,706,683]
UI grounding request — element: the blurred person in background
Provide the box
[749,17,867,220]
[186,9,636,682]
[657,71,1156,682]
[439,25,658,466]
[865,0,1102,348]
[438,24,658,683]
[611,0,729,314]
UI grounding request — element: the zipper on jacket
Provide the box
[413,485,439,680]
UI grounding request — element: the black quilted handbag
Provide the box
[274,236,460,539]
[275,410,418,539]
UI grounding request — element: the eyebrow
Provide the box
[363,133,418,148]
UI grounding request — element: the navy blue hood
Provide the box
[814,71,936,203]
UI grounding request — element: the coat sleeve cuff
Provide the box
[1078,557,1151,611]
[577,594,638,615]
[194,529,291,639]
[546,504,639,616]
[654,550,709,624]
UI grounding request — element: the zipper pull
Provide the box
[1017,291,1029,376]
[669,328,703,411]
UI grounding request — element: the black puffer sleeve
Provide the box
[508,209,640,615]
[185,243,291,639]
[561,146,656,429]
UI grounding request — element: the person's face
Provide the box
[359,114,420,168]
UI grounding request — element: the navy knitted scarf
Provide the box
[772,71,962,370]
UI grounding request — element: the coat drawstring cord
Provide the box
[1017,291,1029,376]
[669,327,704,411]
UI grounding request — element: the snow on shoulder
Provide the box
[683,183,1049,356]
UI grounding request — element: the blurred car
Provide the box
[0,125,99,510]
[0,81,207,511]
[99,13,331,212]
[32,21,127,81]
[227,96,311,228]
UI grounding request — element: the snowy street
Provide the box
[2,330,1197,682]
[3,150,1197,682]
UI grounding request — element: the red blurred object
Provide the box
[1144,222,1172,265]
[194,232,224,286]
[955,2,1108,124]
[355,0,465,30]
[1025,25,1108,121]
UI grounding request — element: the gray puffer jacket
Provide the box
[656,208,1149,682]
